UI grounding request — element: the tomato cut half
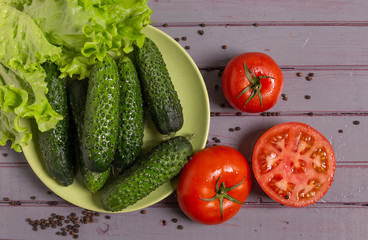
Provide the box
[252,122,335,207]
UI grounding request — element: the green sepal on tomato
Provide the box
[177,145,252,225]
[222,52,284,113]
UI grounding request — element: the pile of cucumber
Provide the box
[38,37,193,211]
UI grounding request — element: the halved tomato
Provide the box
[252,122,335,207]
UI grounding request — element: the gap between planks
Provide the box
[152,21,368,28]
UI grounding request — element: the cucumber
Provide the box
[133,37,184,135]
[38,62,74,186]
[81,55,120,172]
[114,56,144,174]
[100,136,193,212]
[68,79,110,193]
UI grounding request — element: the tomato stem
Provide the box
[237,62,275,108]
[199,176,246,221]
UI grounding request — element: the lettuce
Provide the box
[0,0,153,151]
[23,0,153,79]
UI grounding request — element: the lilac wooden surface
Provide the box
[1,0,368,239]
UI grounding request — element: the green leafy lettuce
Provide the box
[0,0,153,151]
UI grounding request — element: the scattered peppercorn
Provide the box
[214,84,220,90]
[184,46,190,50]
[220,103,226,108]
[215,112,221,116]
[229,128,235,132]
[2,153,8,157]
[181,36,187,41]
[174,38,180,42]
[177,225,184,230]
[171,218,178,223]
[285,195,289,200]
[162,23,168,27]
[307,112,314,116]
[30,196,36,200]
[200,23,206,27]
[253,23,259,27]
[306,76,312,81]
[140,210,147,214]
[308,72,315,77]
[236,112,242,116]
[198,30,204,35]
[338,129,344,133]
[160,220,167,226]
[222,45,228,49]
[353,120,360,125]
[304,95,311,100]
[235,126,241,131]
[296,72,302,77]
[3,197,9,201]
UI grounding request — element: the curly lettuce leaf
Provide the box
[0,4,63,151]
[23,0,153,79]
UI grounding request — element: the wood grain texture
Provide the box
[2,0,368,239]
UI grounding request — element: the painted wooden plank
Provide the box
[203,69,368,113]
[207,116,367,164]
[154,25,368,67]
[148,0,368,23]
[0,146,367,204]
[1,204,368,240]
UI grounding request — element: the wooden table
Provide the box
[1,0,368,239]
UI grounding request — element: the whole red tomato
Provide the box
[222,52,284,113]
[177,145,252,225]
[252,122,335,207]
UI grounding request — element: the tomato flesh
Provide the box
[252,122,335,207]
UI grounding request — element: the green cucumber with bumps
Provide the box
[81,55,120,173]
[113,56,144,174]
[68,79,110,193]
[38,62,74,186]
[100,136,193,212]
[133,37,184,135]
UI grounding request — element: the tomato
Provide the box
[252,122,335,207]
[177,145,252,225]
[222,52,284,113]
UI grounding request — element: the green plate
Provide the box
[22,26,210,213]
